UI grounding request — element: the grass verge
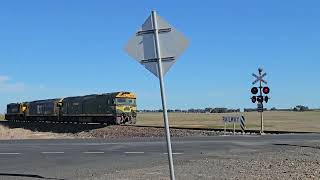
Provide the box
[136,111,320,132]
[0,114,4,121]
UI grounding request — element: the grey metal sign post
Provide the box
[151,11,175,180]
[125,10,189,180]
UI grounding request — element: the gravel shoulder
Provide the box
[92,143,320,180]
[0,125,73,139]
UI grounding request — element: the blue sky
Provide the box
[1,0,320,113]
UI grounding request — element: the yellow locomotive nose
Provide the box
[116,105,131,113]
[131,106,137,112]
[116,105,137,113]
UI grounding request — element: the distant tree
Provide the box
[294,105,309,112]
[270,107,277,111]
[210,108,228,113]
[244,108,256,112]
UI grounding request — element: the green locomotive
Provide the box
[5,92,137,125]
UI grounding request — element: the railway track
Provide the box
[0,120,318,135]
[123,124,320,134]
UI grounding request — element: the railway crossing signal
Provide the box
[251,96,257,103]
[263,87,270,94]
[257,96,264,103]
[251,87,258,94]
[125,10,189,180]
[251,68,270,134]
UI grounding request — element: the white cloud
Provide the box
[0,75,10,82]
[0,75,26,93]
[39,84,46,89]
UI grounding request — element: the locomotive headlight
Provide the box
[21,105,27,112]
[131,106,137,112]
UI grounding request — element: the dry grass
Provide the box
[0,125,73,139]
[137,111,320,132]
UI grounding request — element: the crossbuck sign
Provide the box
[252,72,267,85]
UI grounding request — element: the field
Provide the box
[136,111,320,132]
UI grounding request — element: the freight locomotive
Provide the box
[5,92,137,125]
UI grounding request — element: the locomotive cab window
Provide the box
[115,98,126,104]
[115,98,136,105]
[127,99,136,104]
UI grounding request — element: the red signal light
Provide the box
[263,87,270,94]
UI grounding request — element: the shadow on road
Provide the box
[0,121,107,133]
[0,173,65,180]
[273,143,320,150]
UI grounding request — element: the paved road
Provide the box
[0,134,319,180]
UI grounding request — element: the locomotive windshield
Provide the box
[115,98,136,105]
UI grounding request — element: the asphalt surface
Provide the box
[0,134,320,180]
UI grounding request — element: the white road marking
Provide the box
[163,152,184,155]
[0,153,21,155]
[41,152,65,154]
[83,152,105,154]
[124,152,145,154]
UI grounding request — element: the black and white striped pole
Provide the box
[240,116,245,133]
